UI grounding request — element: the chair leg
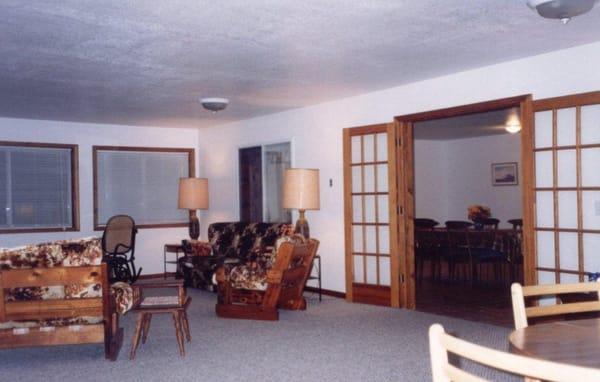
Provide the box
[129,313,145,360]
[172,312,185,356]
[141,314,152,344]
[181,310,191,342]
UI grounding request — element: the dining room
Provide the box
[413,106,524,326]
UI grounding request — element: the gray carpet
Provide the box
[0,289,518,381]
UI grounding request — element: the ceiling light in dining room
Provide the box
[505,113,522,134]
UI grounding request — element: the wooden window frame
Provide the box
[92,145,195,231]
[0,141,80,234]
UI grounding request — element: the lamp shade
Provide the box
[178,178,209,210]
[282,168,320,210]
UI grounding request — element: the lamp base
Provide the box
[294,210,310,239]
[189,214,200,241]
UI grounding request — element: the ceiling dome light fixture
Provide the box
[526,0,597,24]
[199,97,229,113]
[505,113,522,134]
[505,123,522,134]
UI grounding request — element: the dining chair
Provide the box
[415,228,441,281]
[511,282,600,330]
[444,221,473,282]
[428,323,600,382]
[507,220,523,283]
[414,218,439,229]
[508,218,523,230]
[473,217,500,230]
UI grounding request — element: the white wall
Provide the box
[445,134,522,226]
[414,140,447,224]
[197,41,600,293]
[0,118,199,275]
[415,134,521,227]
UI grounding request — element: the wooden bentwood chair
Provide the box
[429,324,600,381]
[102,215,142,284]
[215,238,319,321]
[511,281,600,330]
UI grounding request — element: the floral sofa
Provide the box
[178,222,292,290]
[0,237,132,359]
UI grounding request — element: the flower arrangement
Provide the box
[467,205,491,221]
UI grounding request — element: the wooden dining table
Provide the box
[509,318,600,368]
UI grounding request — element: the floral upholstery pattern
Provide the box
[225,234,307,291]
[0,238,133,329]
[179,222,292,289]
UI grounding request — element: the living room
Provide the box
[3,1,600,381]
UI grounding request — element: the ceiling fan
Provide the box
[527,0,597,24]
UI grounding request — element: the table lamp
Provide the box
[178,178,209,241]
[282,168,320,239]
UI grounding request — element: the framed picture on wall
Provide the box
[491,162,518,186]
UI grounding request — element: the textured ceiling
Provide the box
[414,107,519,140]
[1,1,600,128]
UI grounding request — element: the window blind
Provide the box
[95,149,190,227]
[0,145,73,230]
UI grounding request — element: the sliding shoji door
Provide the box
[532,92,600,284]
[343,123,401,307]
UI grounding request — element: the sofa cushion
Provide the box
[208,222,292,260]
[226,234,307,291]
[1,237,133,315]
[0,237,102,270]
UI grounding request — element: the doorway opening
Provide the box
[412,106,524,326]
[239,142,292,223]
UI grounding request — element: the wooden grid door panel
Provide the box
[532,92,600,284]
[344,124,397,307]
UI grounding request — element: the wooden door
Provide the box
[530,91,600,284]
[239,146,263,222]
[343,124,402,307]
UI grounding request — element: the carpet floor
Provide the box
[0,289,519,381]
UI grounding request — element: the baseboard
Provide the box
[137,272,176,280]
[138,274,347,299]
[305,286,345,299]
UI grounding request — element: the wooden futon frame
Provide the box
[0,263,123,360]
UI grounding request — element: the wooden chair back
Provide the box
[511,282,600,330]
[264,238,319,310]
[508,218,523,230]
[415,218,439,229]
[429,323,600,382]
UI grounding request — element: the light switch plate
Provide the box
[596,200,600,216]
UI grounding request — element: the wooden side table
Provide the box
[129,278,192,359]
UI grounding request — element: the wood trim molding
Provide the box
[92,145,195,230]
[532,91,600,111]
[394,95,530,122]
[0,141,80,234]
[304,286,346,299]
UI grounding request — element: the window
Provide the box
[93,146,194,229]
[0,141,78,233]
[238,142,292,223]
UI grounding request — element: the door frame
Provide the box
[393,94,536,308]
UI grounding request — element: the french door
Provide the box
[531,92,600,284]
[343,123,407,307]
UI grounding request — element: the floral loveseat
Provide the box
[178,222,292,290]
[0,237,132,360]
